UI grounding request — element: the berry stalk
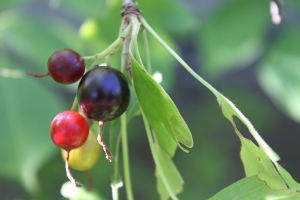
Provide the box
[85,170,93,191]
[65,151,83,187]
[97,121,112,162]
[26,72,50,77]
[121,113,134,200]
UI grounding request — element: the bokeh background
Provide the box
[1,0,300,199]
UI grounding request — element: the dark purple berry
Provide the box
[77,66,130,122]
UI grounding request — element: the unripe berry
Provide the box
[61,132,101,171]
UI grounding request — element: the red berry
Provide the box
[47,49,85,84]
[27,49,85,84]
[50,110,89,151]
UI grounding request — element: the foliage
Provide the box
[1,0,300,199]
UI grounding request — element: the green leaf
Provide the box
[240,136,287,189]
[126,86,141,121]
[198,0,270,78]
[274,164,300,191]
[0,57,65,194]
[214,94,280,162]
[155,143,184,200]
[141,17,300,198]
[209,175,300,200]
[131,56,193,157]
[257,28,300,123]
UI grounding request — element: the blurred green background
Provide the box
[1,0,300,199]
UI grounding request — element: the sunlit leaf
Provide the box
[131,56,193,157]
[240,136,286,189]
[215,94,279,162]
[209,175,300,200]
[275,164,300,191]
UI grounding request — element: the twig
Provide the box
[122,31,132,76]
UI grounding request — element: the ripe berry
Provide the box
[77,66,130,122]
[50,110,89,151]
[50,110,89,187]
[27,49,85,84]
[77,66,130,162]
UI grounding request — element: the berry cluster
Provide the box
[29,49,130,188]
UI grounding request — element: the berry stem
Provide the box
[81,24,131,65]
[141,29,152,74]
[97,121,112,162]
[85,170,93,191]
[121,113,134,200]
[26,72,50,78]
[65,151,83,187]
[70,98,78,111]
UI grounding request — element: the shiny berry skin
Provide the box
[61,132,101,171]
[47,49,85,84]
[50,110,89,151]
[77,66,130,122]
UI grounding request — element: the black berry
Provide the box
[77,66,130,122]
